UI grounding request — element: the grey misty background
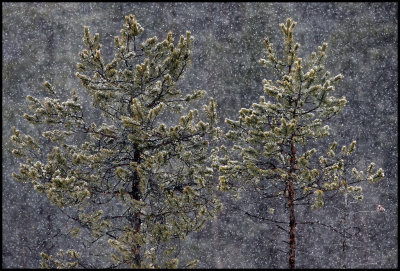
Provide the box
[2,2,397,268]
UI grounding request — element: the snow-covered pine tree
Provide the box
[215,18,384,269]
[11,14,222,268]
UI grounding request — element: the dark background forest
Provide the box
[2,2,398,268]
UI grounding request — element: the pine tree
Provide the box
[215,18,384,269]
[11,14,222,268]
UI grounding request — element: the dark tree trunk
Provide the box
[130,143,142,266]
[288,136,297,269]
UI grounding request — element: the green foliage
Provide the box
[215,18,384,266]
[40,249,81,269]
[11,14,222,268]
[218,17,384,203]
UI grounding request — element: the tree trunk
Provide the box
[288,180,296,269]
[288,136,297,269]
[342,192,348,269]
[130,143,142,266]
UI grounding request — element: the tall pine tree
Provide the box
[11,14,222,268]
[215,18,384,269]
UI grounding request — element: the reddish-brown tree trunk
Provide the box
[288,180,296,269]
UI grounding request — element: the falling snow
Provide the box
[2,2,398,269]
